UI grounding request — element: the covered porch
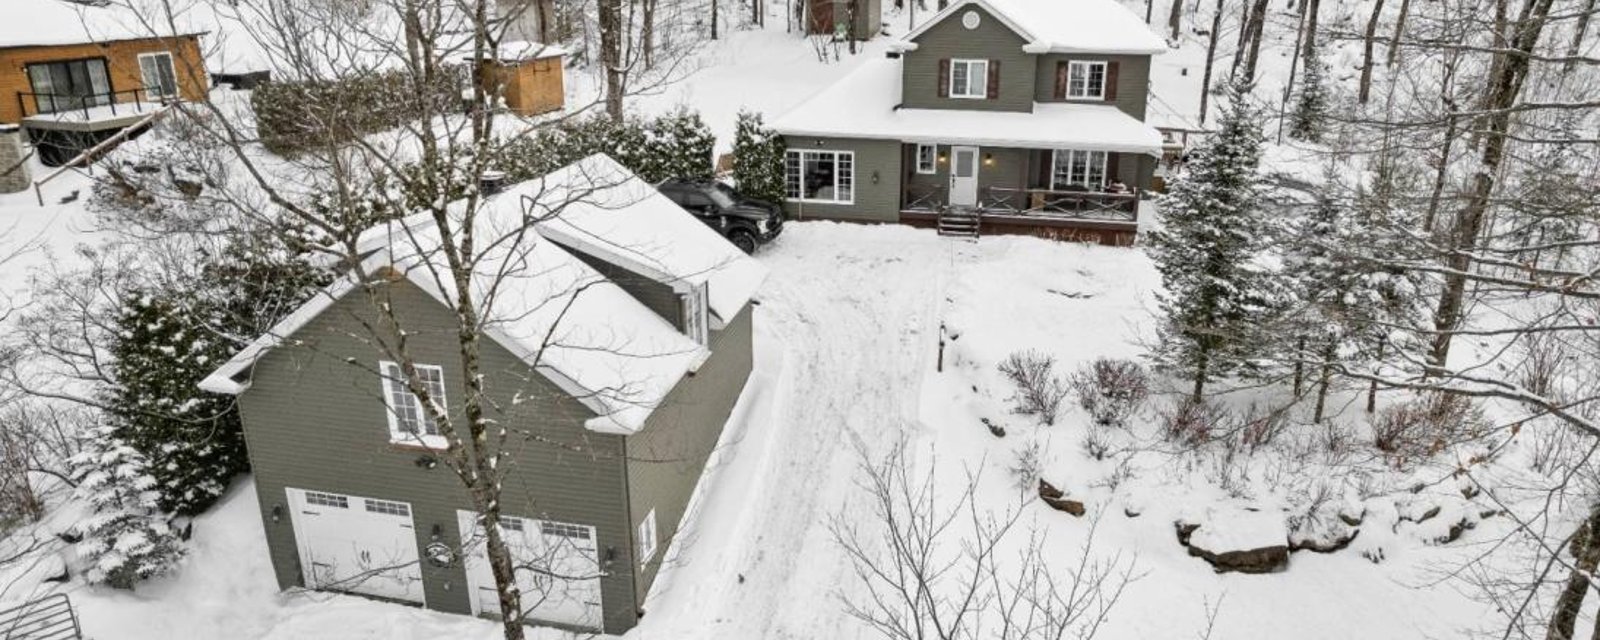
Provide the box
[898,144,1149,227]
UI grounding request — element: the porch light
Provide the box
[271,504,282,523]
[872,170,880,184]
[938,151,948,163]
[983,153,994,166]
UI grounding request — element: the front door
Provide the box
[456,511,604,631]
[286,488,425,604]
[949,145,980,207]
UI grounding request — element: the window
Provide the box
[915,144,937,174]
[541,521,592,540]
[682,281,709,345]
[637,509,658,565]
[949,59,988,99]
[784,150,854,204]
[365,499,411,517]
[137,51,179,99]
[498,516,525,532]
[1067,61,1107,99]
[961,9,981,29]
[1051,150,1109,190]
[304,491,349,509]
[24,58,111,114]
[379,360,447,446]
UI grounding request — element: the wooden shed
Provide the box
[476,41,566,117]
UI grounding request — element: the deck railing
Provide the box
[0,593,83,640]
[902,186,1139,222]
[17,87,169,121]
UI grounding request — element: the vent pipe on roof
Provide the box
[479,170,508,196]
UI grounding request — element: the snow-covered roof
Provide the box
[0,0,208,49]
[199,157,731,436]
[897,0,1168,56]
[473,40,569,63]
[770,57,1164,155]
[524,154,769,327]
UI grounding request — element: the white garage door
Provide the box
[287,488,425,604]
[457,511,603,630]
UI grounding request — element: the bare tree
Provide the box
[831,441,1137,640]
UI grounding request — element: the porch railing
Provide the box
[902,186,1139,222]
[17,88,170,121]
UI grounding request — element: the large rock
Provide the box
[1038,480,1086,517]
[1181,507,1290,574]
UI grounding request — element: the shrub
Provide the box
[1068,358,1150,427]
[997,351,1069,426]
[251,68,464,155]
[69,426,185,589]
[499,110,715,185]
[731,110,787,204]
[1372,392,1482,463]
[1160,396,1228,446]
[1009,439,1044,493]
[1082,423,1113,461]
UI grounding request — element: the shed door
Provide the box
[808,0,835,34]
[286,488,425,604]
[457,511,603,630]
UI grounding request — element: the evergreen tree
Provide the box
[1146,80,1275,401]
[69,425,186,589]
[732,110,788,204]
[1289,50,1329,143]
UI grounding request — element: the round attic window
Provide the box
[962,10,981,29]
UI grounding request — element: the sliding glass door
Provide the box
[25,58,112,115]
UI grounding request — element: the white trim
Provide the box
[948,59,988,99]
[681,281,710,346]
[1050,149,1110,190]
[1066,60,1108,100]
[900,0,1036,45]
[637,509,658,566]
[379,360,450,449]
[783,149,856,205]
[915,143,937,174]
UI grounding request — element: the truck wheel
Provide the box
[729,229,758,254]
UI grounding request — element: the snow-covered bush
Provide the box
[1009,438,1043,493]
[731,110,787,204]
[251,68,464,155]
[68,426,185,589]
[1082,423,1112,461]
[1372,392,1483,465]
[499,110,715,184]
[1160,396,1227,446]
[1068,358,1150,427]
[997,351,1069,426]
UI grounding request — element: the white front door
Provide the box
[286,488,425,604]
[949,145,980,207]
[457,511,604,631]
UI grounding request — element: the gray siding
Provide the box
[236,279,641,634]
[1032,54,1151,121]
[900,5,1033,112]
[623,304,754,605]
[564,246,683,330]
[781,136,902,222]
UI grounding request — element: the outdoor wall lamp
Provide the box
[938,151,949,163]
[431,524,443,541]
[415,454,438,469]
[871,170,880,184]
[983,152,995,166]
[271,504,283,523]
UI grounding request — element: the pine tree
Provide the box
[1289,50,1329,143]
[69,425,186,589]
[732,110,788,204]
[1146,80,1275,401]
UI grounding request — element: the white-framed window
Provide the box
[1051,150,1109,190]
[1067,61,1107,99]
[784,150,854,204]
[379,360,447,447]
[637,509,658,566]
[541,521,593,540]
[364,498,411,517]
[137,51,179,99]
[915,144,937,174]
[682,281,710,345]
[304,491,349,509]
[949,59,988,99]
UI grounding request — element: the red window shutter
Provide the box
[1054,61,1067,99]
[1105,61,1120,101]
[938,58,950,97]
[987,59,1000,99]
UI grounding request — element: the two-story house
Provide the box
[198,154,768,635]
[770,0,1168,244]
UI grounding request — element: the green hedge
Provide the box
[251,69,463,155]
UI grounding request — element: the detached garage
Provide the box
[456,512,605,631]
[286,488,425,604]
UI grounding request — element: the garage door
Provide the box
[457,511,603,630]
[287,488,425,604]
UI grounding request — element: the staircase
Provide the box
[936,207,980,238]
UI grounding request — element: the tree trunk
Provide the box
[1198,0,1224,125]
[1367,339,1383,413]
[1547,505,1600,640]
[1239,0,1270,83]
[713,0,721,39]
[537,0,557,42]
[1357,0,1385,104]
[1278,0,1309,142]
[1292,335,1306,396]
[1301,0,1320,63]
[1429,0,1555,368]
[1146,0,1155,24]
[1566,0,1597,74]
[643,0,657,69]
[1191,348,1210,402]
[1386,0,1411,66]
[1168,0,1184,41]
[1313,340,1336,423]
[600,0,625,120]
